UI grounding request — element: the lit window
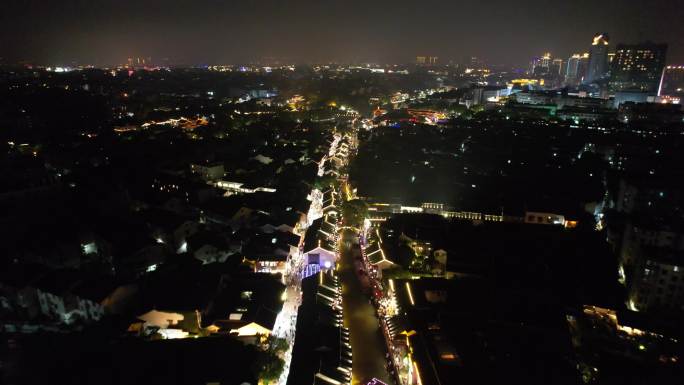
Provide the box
[229,313,243,320]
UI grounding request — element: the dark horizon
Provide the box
[2,0,683,67]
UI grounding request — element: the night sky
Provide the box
[2,0,683,66]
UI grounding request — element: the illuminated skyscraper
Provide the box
[551,58,563,76]
[658,65,684,96]
[566,53,589,85]
[469,56,482,69]
[609,42,667,94]
[584,33,610,84]
[531,53,552,75]
[416,56,438,65]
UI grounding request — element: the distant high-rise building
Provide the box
[416,56,438,65]
[585,33,610,84]
[551,58,564,76]
[609,42,667,94]
[566,55,579,78]
[566,53,590,85]
[469,56,482,68]
[531,52,552,75]
[658,65,684,96]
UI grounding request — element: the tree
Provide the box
[268,336,289,354]
[254,351,284,385]
[450,104,468,116]
[470,104,485,113]
[253,336,289,384]
[313,174,338,190]
[341,199,368,228]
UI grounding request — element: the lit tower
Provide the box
[609,42,668,94]
[531,52,552,75]
[585,33,610,84]
[565,53,589,85]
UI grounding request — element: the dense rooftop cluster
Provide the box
[1,57,683,385]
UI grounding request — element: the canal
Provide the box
[339,230,392,385]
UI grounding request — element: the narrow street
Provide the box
[339,230,392,385]
[272,135,337,385]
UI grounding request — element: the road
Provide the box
[339,230,392,385]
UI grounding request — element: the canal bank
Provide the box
[339,230,392,385]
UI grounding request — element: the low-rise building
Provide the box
[190,162,225,181]
[1,284,105,332]
[302,216,339,274]
[364,229,397,276]
[567,305,681,383]
[206,273,285,345]
[243,230,301,274]
[287,270,351,385]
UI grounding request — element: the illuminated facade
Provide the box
[287,271,351,385]
[302,216,339,273]
[531,53,553,76]
[629,256,684,312]
[609,42,668,94]
[551,58,564,75]
[565,53,589,85]
[190,162,225,181]
[585,33,610,84]
[659,65,684,96]
[416,56,438,65]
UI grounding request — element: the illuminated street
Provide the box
[339,230,392,385]
[4,10,682,384]
[270,135,336,385]
[271,252,304,385]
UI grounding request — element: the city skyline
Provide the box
[2,0,684,66]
